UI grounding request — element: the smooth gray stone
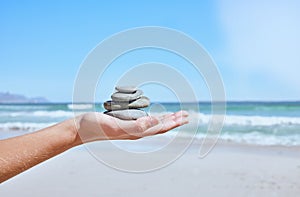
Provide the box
[104,96,150,110]
[104,109,148,120]
[111,89,143,102]
[115,86,137,93]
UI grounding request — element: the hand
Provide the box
[74,110,189,144]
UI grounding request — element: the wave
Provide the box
[0,122,56,131]
[161,111,300,146]
[1,110,74,118]
[224,115,300,126]
[188,132,300,146]
[1,109,300,126]
[185,111,300,126]
[219,132,300,146]
[67,104,93,110]
[31,110,74,117]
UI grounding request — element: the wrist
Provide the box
[61,118,83,147]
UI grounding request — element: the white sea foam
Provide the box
[155,111,300,146]
[165,130,300,146]
[32,110,74,117]
[0,122,55,131]
[3,110,74,118]
[185,111,300,126]
[67,104,93,110]
[217,132,300,146]
[224,115,300,126]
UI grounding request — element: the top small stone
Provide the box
[115,86,137,93]
[111,89,143,102]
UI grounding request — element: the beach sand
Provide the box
[0,137,300,197]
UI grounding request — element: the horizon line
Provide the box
[1,100,300,104]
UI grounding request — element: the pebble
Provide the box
[104,109,148,120]
[111,89,143,102]
[104,96,150,110]
[115,86,137,93]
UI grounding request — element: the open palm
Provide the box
[75,111,189,143]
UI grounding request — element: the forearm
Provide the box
[0,118,81,183]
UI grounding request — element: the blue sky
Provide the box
[0,0,299,102]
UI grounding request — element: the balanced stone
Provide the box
[104,86,150,120]
[104,109,148,120]
[115,86,137,93]
[104,96,150,110]
[111,89,143,102]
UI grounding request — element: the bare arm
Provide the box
[0,111,188,183]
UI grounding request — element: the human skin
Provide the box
[0,111,188,183]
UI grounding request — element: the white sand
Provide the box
[1,137,300,197]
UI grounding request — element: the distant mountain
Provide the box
[0,92,49,103]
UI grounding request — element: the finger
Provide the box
[160,116,189,132]
[143,115,189,137]
[157,113,173,121]
[155,112,189,134]
[155,110,188,122]
[174,111,189,124]
[174,116,189,126]
[118,116,159,138]
[174,110,189,118]
[160,111,189,126]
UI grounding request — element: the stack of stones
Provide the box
[103,86,150,120]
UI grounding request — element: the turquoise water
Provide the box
[0,102,300,146]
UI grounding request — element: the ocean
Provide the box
[0,102,300,146]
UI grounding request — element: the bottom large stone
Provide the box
[104,109,148,120]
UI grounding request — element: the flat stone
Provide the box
[111,89,143,102]
[104,96,150,110]
[128,96,150,108]
[104,109,148,120]
[115,86,137,93]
